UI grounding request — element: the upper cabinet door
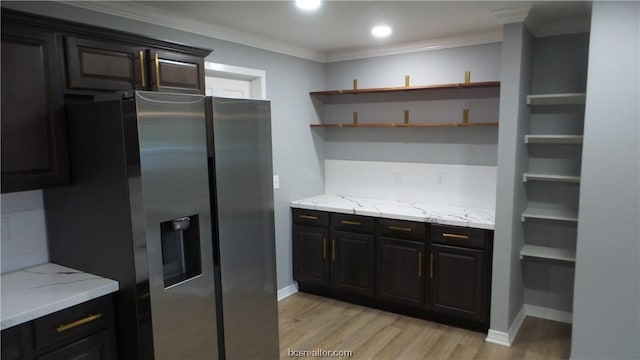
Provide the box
[64,36,144,92]
[1,24,68,193]
[148,50,205,94]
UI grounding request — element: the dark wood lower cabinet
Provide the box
[0,295,117,360]
[293,224,329,287]
[376,237,425,307]
[38,330,116,360]
[331,231,374,297]
[429,244,485,322]
[293,209,493,330]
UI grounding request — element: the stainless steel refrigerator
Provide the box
[44,92,280,359]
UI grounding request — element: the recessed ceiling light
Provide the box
[296,0,321,11]
[371,25,392,37]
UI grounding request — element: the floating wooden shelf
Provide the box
[310,122,499,128]
[523,173,581,183]
[520,245,576,262]
[521,208,579,223]
[526,93,586,105]
[310,81,500,96]
[525,135,583,144]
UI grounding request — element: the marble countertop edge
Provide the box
[291,194,495,230]
[1,263,119,330]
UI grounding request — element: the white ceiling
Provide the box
[65,1,591,62]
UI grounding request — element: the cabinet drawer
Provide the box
[378,219,427,241]
[34,296,114,351]
[1,325,23,360]
[292,209,329,227]
[38,328,116,360]
[331,213,374,234]
[431,225,486,249]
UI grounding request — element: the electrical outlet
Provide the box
[273,175,280,190]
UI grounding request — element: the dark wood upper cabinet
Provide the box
[1,22,68,193]
[148,50,205,94]
[64,36,144,92]
[0,9,212,193]
[64,39,206,94]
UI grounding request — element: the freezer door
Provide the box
[211,97,280,359]
[135,91,218,360]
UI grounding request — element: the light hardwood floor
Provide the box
[279,292,571,359]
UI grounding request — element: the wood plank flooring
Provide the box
[279,292,571,359]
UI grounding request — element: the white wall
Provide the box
[0,191,48,273]
[571,2,640,358]
[490,22,532,338]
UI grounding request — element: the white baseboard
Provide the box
[525,304,573,324]
[485,305,526,347]
[277,283,299,301]
[486,304,572,347]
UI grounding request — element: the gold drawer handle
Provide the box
[299,215,318,220]
[443,233,469,240]
[340,220,361,226]
[139,50,146,88]
[418,252,423,277]
[389,225,412,232]
[56,313,102,333]
[154,53,161,88]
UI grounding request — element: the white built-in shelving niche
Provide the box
[520,92,586,263]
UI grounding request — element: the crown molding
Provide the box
[493,6,532,24]
[60,1,504,64]
[326,28,503,63]
[529,17,591,38]
[59,1,327,62]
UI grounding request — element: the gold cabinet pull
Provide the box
[299,215,318,220]
[430,254,434,278]
[418,252,423,277]
[56,313,102,333]
[389,225,412,232]
[154,53,161,88]
[443,233,469,240]
[340,220,361,226]
[139,50,146,88]
[331,239,336,260]
[322,237,327,259]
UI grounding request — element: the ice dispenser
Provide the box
[160,215,202,287]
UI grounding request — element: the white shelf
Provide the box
[521,208,579,222]
[520,245,576,262]
[527,93,586,105]
[525,135,583,144]
[523,173,580,183]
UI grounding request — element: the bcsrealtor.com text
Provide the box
[287,348,353,357]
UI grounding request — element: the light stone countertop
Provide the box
[1,263,119,330]
[290,194,495,230]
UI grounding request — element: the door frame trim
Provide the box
[204,62,266,99]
